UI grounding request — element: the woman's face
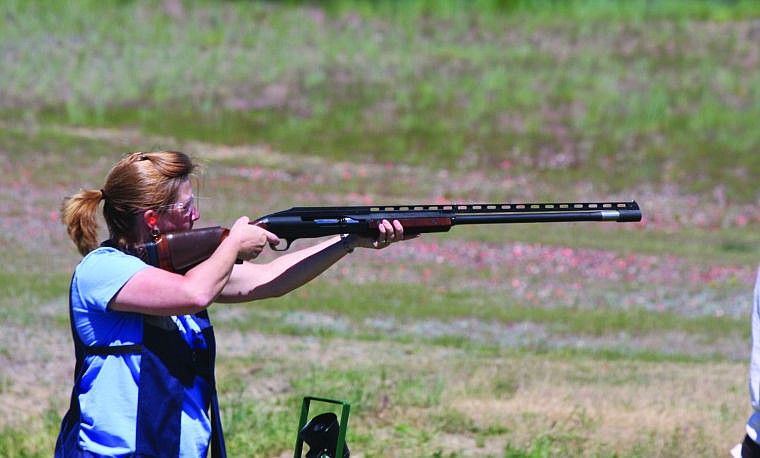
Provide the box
[156,180,200,233]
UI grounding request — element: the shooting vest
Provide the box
[55,285,226,457]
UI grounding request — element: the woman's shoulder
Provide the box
[76,246,148,278]
[72,247,151,308]
[81,245,139,262]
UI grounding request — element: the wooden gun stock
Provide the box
[137,226,230,273]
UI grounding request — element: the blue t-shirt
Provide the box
[71,247,212,457]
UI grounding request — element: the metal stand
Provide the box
[293,395,351,458]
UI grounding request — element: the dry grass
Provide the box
[2,296,748,456]
[216,329,749,456]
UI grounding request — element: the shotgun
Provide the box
[134,200,642,272]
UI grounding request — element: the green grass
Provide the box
[3,0,760,200]
[0,273,69,324]
[205,278,746,368]
[0,409,61,458]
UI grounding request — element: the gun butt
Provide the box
[158,226,230,272]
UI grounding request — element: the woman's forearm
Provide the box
[217,235,353,302]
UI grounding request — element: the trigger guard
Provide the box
[270,239,290,251]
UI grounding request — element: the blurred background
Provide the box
[2,1,760,456]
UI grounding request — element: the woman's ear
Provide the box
[143,209,158,230]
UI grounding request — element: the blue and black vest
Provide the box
[55,298,226,457]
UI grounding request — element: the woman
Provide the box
[736,268,760,458]
[56,151,410,457]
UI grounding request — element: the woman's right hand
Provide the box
[229,216,280,261]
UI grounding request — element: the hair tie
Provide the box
[100,189,107,201]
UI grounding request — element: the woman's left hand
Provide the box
[349,219,418,250]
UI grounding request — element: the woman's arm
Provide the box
[109,217,278,315]
[218,219,411,303]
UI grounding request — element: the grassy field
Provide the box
[2,1,760,456]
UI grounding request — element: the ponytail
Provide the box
[61,189,106,256]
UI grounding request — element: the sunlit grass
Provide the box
[2,1,759,456]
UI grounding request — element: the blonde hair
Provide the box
[61,151,196,256]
